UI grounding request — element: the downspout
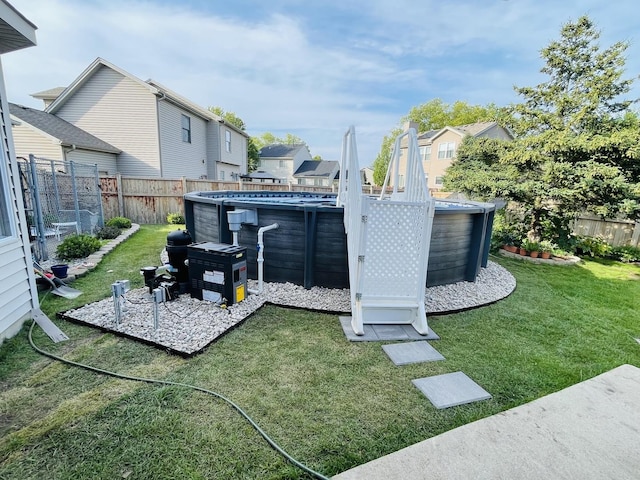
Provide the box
[248,223,279,295]
[156,92,166,177]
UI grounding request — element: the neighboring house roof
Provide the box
[259,143,307,158]
[9,102,121,154]
[30,86,65,101]
[44,57,247,138]
[418,121,512,143]
[0,0,37,54]
[294,160,339,178]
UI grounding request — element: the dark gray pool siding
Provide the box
[184,191,494,288]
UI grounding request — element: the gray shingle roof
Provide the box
[30,86,66,100]
[240,170,281,180]
[294,160,339,177]
[259,143,306,158]
[10,103,120,154]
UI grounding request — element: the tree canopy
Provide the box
[445,16,640,247]
[372,100,506,185]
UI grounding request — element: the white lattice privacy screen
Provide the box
[338,126,435,335]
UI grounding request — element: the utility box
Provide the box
[188,242,247,305]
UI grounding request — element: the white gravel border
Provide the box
[62,260,516,355]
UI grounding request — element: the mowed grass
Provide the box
[1,225,639,479]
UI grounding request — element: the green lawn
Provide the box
[1,225,639,479]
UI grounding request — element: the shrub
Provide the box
[608,245,640,263]
[167,212,185,224]
[106,216,132,229]
[94,225,122,240]
[574,236,611,258]
[56,234,101,260]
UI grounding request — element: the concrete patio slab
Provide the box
[412,371,491,409]
[334,364,640,480]
[382,341,445,366]
[339,316,439,342]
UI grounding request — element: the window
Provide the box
[437,142,455,159]
[279,159,286,168]
[225,130,231,153]
[219,171,225,181]
[435,176,444,185]
[419,145,431,161]
[181,115,191,143]
[298,178,304,185]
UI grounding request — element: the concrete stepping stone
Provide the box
[339,316,439,342]
[382,341,445,365]
[412,371,491,409]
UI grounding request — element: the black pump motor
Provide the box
[166,229,192,293]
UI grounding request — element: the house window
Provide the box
[298,178,304,185]
[279,159,286,168]
[219,171,225,181]
[419,145,431,161]
[181,115,191,143]
[225,130,231,153]
[437,142,455,159]
[435,176,444,185]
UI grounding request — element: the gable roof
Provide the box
[30,86,65,101]
[421,121,512,143]
[9,102,120,154]
[294,160,339,178]
[45,57,247,137]
[259,143,307,158]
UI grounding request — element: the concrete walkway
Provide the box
[334,364,640,480]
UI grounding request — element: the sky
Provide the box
[3,0,640,166]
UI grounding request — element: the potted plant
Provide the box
[524,240,540,258]
[518,238,529,256]
[539,240,554,259]
[502,233,518,253]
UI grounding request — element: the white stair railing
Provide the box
[339,126,435,335]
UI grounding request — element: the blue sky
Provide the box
[3,0,640,165]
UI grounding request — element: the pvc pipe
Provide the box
[232,231,239,246]
[248,223,279,295]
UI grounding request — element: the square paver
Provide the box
[382,341,445,365]
[412,371,492,409]
[339,316,439,341]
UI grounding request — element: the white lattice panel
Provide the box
[360,201,428,298]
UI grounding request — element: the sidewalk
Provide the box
[334,364,640,480]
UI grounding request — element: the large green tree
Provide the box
[208,106,260,172]
[372,100,505,185]
[446,16,640,245]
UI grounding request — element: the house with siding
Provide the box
[293,160,339,187]
[22,58,249,180]
[9,102,120,173]
[396,121,513,191]
[257,143,312,183]
[0,0,38,343]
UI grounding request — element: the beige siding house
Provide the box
[31,58,248,180]
[0,0,38,343]
[397,121,513,191]
[9,102,120,173]
[257,144,312,183]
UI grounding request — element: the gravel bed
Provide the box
[62,261,515,355]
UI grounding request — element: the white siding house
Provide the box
[0,0,38,343]
[38,59,249,180]
[258,144,312,183]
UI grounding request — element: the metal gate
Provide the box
[18,155,104,261]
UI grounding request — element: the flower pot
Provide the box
[540,251,551,259]
[503,245,517,253]
[518,248,528,256]
[530,250,540,258]
[51,264,69,279]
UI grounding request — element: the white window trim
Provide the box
[225,130,231,153]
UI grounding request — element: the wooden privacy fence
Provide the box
[100,174,398,224]
[573,215,640,248]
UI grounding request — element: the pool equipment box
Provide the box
[188,242,247,305]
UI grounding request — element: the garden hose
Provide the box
[28,321,330,480]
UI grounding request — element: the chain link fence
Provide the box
[18,155,104,261]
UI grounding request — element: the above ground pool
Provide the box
[183,191,495,288]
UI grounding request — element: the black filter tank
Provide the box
[166,229,192,293]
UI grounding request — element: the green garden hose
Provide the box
[28,321,330,480]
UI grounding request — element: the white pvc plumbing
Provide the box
[248,223,279,295]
